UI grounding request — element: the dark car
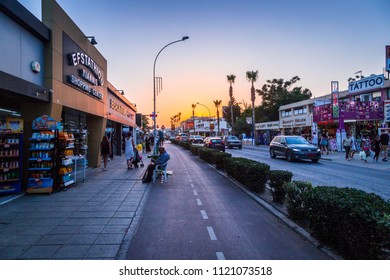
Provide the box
[190,135,204,144]
[204,137,225,152]
[269,135,321,162]
[223,136,242,149]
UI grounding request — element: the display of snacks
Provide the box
[0,132,22,194]
[56,132,75,190]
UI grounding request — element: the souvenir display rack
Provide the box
[27,129,55,194]
[55,132,76,190]
[0,131,23,194]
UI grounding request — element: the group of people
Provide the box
[342,130,389,163]
[100,131,170,183]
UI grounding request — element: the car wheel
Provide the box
[311,159,319,163]
[270,149,276,158]
[286,150,294,162]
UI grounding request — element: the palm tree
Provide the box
[227,74,236,135]
[191,104,197,134]
[213,100,222,136]
[246,70,259,145]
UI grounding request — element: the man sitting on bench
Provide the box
[142,146,170,183]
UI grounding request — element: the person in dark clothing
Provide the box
[100,135,110,170]
[373,135,381,162]
[379,130,389,162]
[142,147,170,183]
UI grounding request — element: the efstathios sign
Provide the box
[63,33,104,100]
[348,74,384,94]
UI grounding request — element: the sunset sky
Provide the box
[19,0,390,127]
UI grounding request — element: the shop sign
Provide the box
[331,81,339,118]
[348,74,384,94]
[63,34,104,100]
[385,100,390,122]
[255,121,279,130]
[109,99,134,119]
[386,46,390,72]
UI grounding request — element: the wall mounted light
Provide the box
[86,36,98,45]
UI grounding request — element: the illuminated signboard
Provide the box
[63,33,104,100]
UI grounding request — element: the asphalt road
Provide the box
[228,147,390,200]
[126,144,331,260]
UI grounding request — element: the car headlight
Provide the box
[317,148,321,152]
[292,148,301,152]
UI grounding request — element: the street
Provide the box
[126,143,332,260]
[229,145,390,200]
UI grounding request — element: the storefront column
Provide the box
[87,116,106,168]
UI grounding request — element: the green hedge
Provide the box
[224,157,270,193]
[304,186,390,259]
[190,145,200,155]
[268,170,293,203]
[284,181,313,221]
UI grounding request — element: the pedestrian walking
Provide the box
[343,134,352,161]
[125,132,135,170]
[100,135,110,171]
[379,130,389,162]
[361,134,371,163]
[373,135,381,162]
[349,134,357,159]
[320,132,329,155]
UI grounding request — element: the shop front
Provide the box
[106,84,137,158]
[255,121,280,145]
[0,1,51,193]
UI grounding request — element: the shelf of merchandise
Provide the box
[0,132,23,194]
[27,130,56,194]
[56,133,76,191]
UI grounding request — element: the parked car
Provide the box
[223,135,242,149]
[269,135,321,162]
[204,137,225,152]
[190,135,204,144]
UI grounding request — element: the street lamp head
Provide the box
[182,36,189,41]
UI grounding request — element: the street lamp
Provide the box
[153,36,189,154]
[196,102,211,119]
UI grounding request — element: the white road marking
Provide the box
[193,190,198,196]
[216,252,226,260]
[189,178,192,183]
[190,183,195,188]
[196,198,202,206]
[207,226,217,240]
[200,210,208,220]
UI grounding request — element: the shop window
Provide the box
[387,89,390,100]
[360,93,371,102]
[372,91,381,102]
[281,110,292,117]
[293,107,306,115]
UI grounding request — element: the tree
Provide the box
[213,99,222,136]
[246,70,258,143]
[227,74,236,135]
[223,96,242,135]
[256,76,312,121]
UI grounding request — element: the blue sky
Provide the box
[18,0,390,125]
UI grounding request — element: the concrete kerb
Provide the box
[116,180,151,260]
[210,163,342,260]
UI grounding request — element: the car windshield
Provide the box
[285,137,309,145]
[211,139,222,143]
[227,136,238,140]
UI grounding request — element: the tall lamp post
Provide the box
[153,36,189,154]
[196,102,211,119]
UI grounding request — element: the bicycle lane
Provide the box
[125,143,334,260]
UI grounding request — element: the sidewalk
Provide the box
[0,155,152,259]
[243,144,390,171]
